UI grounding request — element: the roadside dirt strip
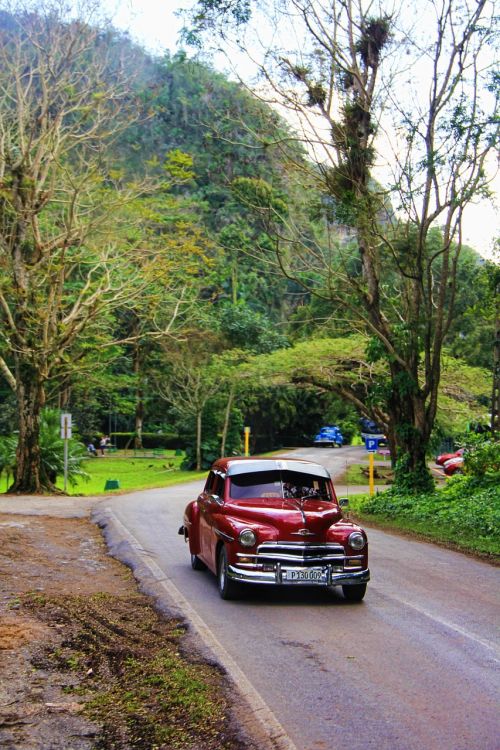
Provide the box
[0,497,296,750]
[96,506,299,750]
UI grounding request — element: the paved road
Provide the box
[1,447,499,750]
[94,447,499,750]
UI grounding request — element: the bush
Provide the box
[355,471,500,556]
[1,409,89,489]
[462,435,500,476]
[181,440,221,471]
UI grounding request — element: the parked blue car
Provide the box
[359,417,388,447]
[313,425,344,447]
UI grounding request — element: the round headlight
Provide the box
[348,531,366,550]
[239,529,257,547]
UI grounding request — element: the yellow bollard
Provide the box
[244,426,250,457]
[369,451,375,496]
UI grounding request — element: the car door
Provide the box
[204,473,225,568]
[198,472,224,568]
[197,472,214,564]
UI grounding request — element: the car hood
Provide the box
[223,497,342,535]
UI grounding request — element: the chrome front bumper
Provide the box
[227,564,370,587]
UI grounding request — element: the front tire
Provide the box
[191,553,207,571]
[217,546,239,600]
[342,583,367,602]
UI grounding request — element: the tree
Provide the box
[491,256,500,434]
[187,0,499,490]
[111,173,213,450]
[156,349,223,471]
[240,335,492,440]
[0,1,162,492]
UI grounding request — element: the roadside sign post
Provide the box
[244,426,251,457]
[364,436,379,497]
[60,413,72,493]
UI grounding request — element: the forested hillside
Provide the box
[0,2,496,489]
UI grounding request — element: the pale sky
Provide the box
[109,0,186,54]
[109,1,498,262]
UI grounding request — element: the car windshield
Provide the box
[229,470,333,501]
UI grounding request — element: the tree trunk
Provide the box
[9,366,54,493]
[231,262,238,305]
[134,399,144,450]
[133,345,144,450]
[196,410,202,471]
[220,383,235,457]
[387,363,434,492]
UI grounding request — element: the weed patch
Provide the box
[22,592,248,749]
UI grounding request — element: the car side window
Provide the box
[212,475,224,499]
[204,472,215,493]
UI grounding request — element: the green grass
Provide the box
[0,451,206,495]
[67,452,207,495]
[340,461,393,486]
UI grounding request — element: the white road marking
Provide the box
[373,586,500,661]
[103,509,299,750]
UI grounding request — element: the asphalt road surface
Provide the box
[93,446,500,750]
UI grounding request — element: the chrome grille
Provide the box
[255,541,345,567]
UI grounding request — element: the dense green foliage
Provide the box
[181,0,498,486]
[0,7,496,487]
[350,437,500,557]
[352,475,500,557]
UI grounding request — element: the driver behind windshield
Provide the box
[230,470,332,501]
[283,482,322,499]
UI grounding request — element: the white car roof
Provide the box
[225,458,330,479]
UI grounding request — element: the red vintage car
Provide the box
[443,455,465,476]
[436,448,464,466]
[179,456,369,601]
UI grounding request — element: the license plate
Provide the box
[282,567,324,582]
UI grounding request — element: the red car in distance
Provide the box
[179,456,369,602]
[443,456,465,476]
[436,448,464,466]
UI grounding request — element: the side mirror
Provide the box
[339,497,349,507]
[210,494,223,505]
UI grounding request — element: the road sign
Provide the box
[364,436,378,496]
[60,413,72,439]
[365,436,379,452]
[60,413,72,493]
